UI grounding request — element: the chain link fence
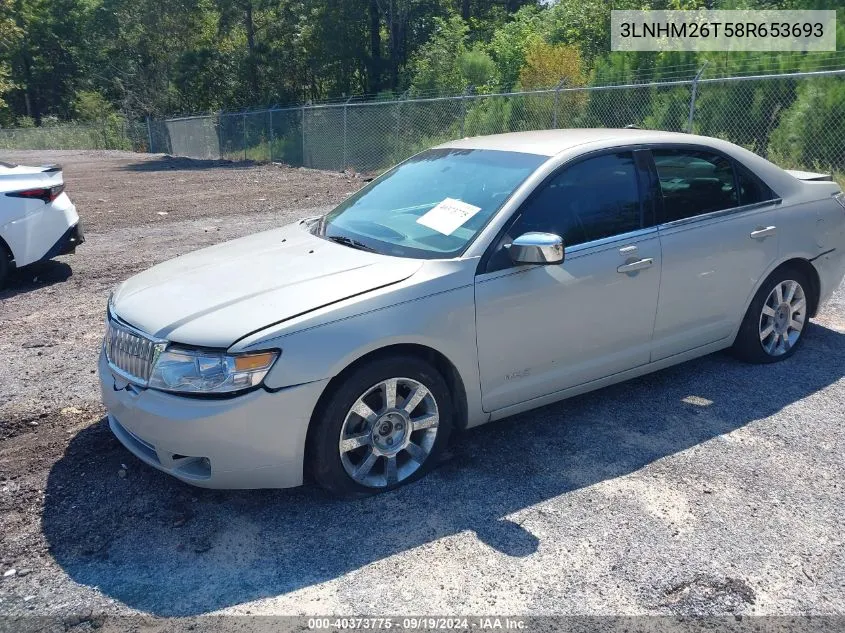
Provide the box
[0,120,149,152]
[1,69,843,180]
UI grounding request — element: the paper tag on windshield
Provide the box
[416,198,482,236]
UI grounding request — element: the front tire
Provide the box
[733,266,811,363]
[309,355,453,498]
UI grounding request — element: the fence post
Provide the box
[342,96,353,170]
[146,116,153,153]
[242,112,247,160]
[268,109,274,162]
[460,85,473,138]
[687,62,709,134]
[395,90,408,160]
[301,104,307,168]
[552,78,567,129]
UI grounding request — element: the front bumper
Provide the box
[98,351,329,489]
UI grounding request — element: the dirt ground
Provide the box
[1,150,844,629]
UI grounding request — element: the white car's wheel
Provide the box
[310,355,453,498]
[0,246,11,289]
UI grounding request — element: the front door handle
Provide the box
[750,226,777,239]
[617,258,654,274]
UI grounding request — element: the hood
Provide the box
[111,221,423,348]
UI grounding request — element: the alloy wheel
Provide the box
[339,377,439,488]
[759,279,806,356]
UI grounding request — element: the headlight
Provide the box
[148,347,279,394]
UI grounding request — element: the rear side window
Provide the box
[736,163,775,205]
[653,149,738,222]
[509,152,642,247]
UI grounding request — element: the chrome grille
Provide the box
[104,317,162,385]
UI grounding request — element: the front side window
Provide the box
[507,152,643,248]
[653,149,738,222]
[318,148,546,259]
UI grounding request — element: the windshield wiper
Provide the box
[326,235,377,253]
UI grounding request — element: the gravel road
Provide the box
[0,150,843,627]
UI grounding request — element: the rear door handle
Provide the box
[750,226,777,239]
[617,258,654,274]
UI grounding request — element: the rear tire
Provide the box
[733,266,811,363]
[309,355,453,498]
[0,249,10,289]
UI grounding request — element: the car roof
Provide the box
[437,128,706,157]
[437,128,802,197]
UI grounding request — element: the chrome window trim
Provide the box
[657,198,783,231]
[564,226,658,258]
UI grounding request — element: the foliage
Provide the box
[0,0,842,181]
[73,90,118,122]
[768,77,845,171]
[459,48,497,89]
[408,15,469,95]
[518,40,584,90]
[488,5,543,91]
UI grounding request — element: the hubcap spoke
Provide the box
[791,298,806,313]
[785,281,797,303]
[351,400,379,423]
[405,442,428,464]
[411,412,439,431]
[403,385,429,414]
[385,455,398,485]
[352,449,379,481]
[760,324,774,341]
[781,332,791,351]
[774,283,784,304]
[340,433,370,453]
[762,305,776,318]
[382,378,398,410]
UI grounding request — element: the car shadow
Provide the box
[121,156,258,172]
[42,323,845,616]
[0,260,73,299]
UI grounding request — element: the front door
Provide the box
[474,151,662,412]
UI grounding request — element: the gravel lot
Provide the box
[0,150,844,627]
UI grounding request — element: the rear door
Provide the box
[649,147,781,360]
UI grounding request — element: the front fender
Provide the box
[251,284,487,428]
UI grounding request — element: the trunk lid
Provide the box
[785,169,833,182]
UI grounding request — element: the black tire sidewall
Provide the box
[309,355,453,498]
[734,266,811,364]
[0,252,9,289]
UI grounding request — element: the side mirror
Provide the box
[506,232,564,265]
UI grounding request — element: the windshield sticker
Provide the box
[416,198,482,236]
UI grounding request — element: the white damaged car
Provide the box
[0,160,83,287]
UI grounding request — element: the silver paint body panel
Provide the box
[101,129,845,488]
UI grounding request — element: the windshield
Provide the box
[318,148,546,259]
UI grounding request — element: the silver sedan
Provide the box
[99,129,845,497]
